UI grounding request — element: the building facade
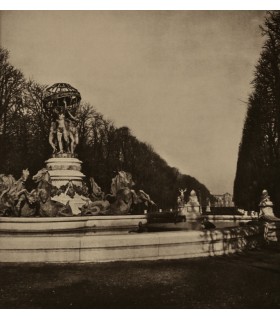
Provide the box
[213,193,235,207]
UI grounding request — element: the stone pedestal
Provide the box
[186,204,201,214]
[259,190,275,218]
[181,205,201,219]
[260,206,274,217]
[45,156,85,188]
[181,190,201,219]
[45,155,87,215]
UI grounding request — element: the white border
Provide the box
[1,0,280,10]
[0,2,279,318]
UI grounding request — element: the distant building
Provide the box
[213,193,235,207]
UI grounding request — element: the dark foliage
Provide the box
[234,11,280,213]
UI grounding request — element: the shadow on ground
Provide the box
[1,247,280,308]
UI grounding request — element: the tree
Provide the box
[0,47,25,172]
[234,11,280,213]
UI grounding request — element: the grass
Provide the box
[1,247,280,308]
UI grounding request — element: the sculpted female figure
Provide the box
[48,99,79,155]
[44,83,81,156]
[65,109,79,154]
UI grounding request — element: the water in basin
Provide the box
[147,220,241,232]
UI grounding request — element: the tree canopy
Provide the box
[234,11,280,213]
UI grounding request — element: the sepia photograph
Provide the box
[0,2,280,312]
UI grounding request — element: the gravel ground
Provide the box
[1,247,280,308]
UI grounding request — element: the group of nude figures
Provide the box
[47,99,79,155]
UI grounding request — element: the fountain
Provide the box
[179,189,201,219]
[0,83,148,229]
[43,83,84,187]
[0,83,265,263]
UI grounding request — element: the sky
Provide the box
[0,10,266,194]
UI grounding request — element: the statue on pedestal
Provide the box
[186,190,201,216]
[259,190,280,242]
[177,188,186,209]
[206,197,211,213]
[43,83,85,190]
[44,83,81,157]
[259,189,275,218]
[177,189,201,219]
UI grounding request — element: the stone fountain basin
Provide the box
[0,216,262,263]
[0,215,147,234]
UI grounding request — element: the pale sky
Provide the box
[0,11,266,194]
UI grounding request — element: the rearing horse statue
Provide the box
[0,169,30,215]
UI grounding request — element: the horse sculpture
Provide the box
[16,189,38,217]
[37,188,72,217]
[0,169,30,216]
[81,171,156,216]
[0,168,72,217]
[0,174,16,195]
[110,171,134,196]
[79,177,109,215]
[108,187,133,215]
[89,177,105,201]
[32,168,72,217]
